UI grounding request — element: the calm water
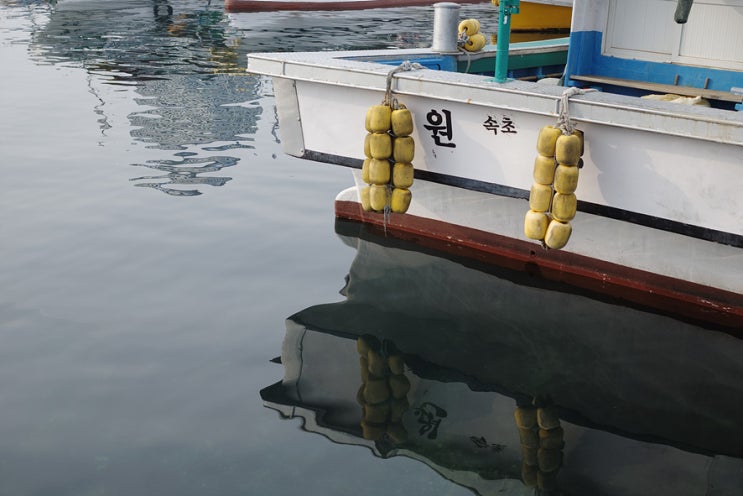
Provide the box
[1,1,741,495]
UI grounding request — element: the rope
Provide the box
[556,86,596,134]
[455,30,476,73]
[380,61,423,232]
[385,61,425,107]
[383,192,391,235]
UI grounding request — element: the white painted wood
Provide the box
[605,0,676,59]
[604,0,743,70]
[678,2,743,70]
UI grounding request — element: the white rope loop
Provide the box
[385,61,425,107]
[556,86,596,134]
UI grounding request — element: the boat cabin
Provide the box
[565,0,743,110]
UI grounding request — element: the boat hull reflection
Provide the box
[261,220,743,495]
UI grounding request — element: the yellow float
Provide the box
[391,105,413,136]
[369,184,390,211]
[464,33,487,52]
[524,122,585,249]
[368,158,391,185]
[361,98,415,214]
[458,18,481,36]
[356,337,410,446]
[458,18,487,52]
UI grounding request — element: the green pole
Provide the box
[494,0,519,83]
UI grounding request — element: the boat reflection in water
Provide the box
[28,0,257,196]
[261,220,743,495]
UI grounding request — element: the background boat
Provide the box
[225,0,572,33]
[511,0,571,31]
[225,0,491,13]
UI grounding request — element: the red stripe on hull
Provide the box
[225,0,487,12]
[336,200,743,333]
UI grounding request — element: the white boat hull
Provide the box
[246,2,743,328]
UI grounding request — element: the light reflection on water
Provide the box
[16,0,500,196]
[24,0,257,195]
[1,1,741,495]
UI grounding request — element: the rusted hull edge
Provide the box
[335,199,743,333]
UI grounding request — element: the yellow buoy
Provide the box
[519,427,539,449]
[555,133,582,166]
[387,354,405,375]
[391,188,412,214]
[522,463,538,488]
[522,445,538,467]
[392,162,414,189]
[544,220,572,249]
[572,129,584,157]
[536,125,562,157]
[529,183,552,212]
[369,132,392,160]
[366,104,392,133]
[537,448,563,473]
[388,373,411,399]
[361,158,371,184]
[359,356,369,382]
[464,33,487,52]
[357,336,373,355]
[538,426,564,450]
[367,349,386,376]
[514,407,538,429]
[524,210,549,240]
[364,403,390,424]
[551,192,577,221]
[393,136,415,163]
[458,18,481,35]
[368,158,391,185]
[533,155,557,185]
[553,164,579,194]
[363,377,390,404]
[369,184,390,211]
[360,186,372,211]
[537,406,560,430]
[361,420,385,441]
[391,107,413,137]
[356,384,366,406]
[363,133,372,158]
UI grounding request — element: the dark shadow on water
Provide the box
[259,219,743,496]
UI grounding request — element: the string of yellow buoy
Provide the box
[361,102,415,214]
[361,63,423,215]
[356,335,410,444]
[458,18,487,52]
[525,87,591,249]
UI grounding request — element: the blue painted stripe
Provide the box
[565,30,743,93]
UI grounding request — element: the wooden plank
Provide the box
[571,74,743,103]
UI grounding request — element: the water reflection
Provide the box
[16,0,558,197]
[24,0,254,195]
[261,220,743,495]
[130,153,236,196]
